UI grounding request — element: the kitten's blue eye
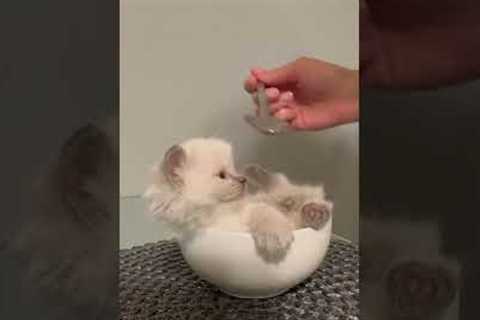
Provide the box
[218,171,226,179]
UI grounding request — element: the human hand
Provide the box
[244,57,358,131]
[361,0,480,89]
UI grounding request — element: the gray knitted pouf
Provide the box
[119,238,359,320]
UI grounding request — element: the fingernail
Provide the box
[279,91,294,101]
[251,68,266,78]
[275,108,295,121]
[265,87,280,98]
[276,109,287,117]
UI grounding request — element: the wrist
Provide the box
[333,70,359,126]
[340,69,359,105]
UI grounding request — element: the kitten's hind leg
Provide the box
[300,201,332,230]
[247,203,294,264]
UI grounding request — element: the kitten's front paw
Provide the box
[301,202,332,230]
[243,164,271,189]
[253,231,294,264]
[244,164,264,179]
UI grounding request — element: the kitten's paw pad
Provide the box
[253,232,294,264]
[301,202,331,230]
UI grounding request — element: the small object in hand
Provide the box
[244,82,293,135]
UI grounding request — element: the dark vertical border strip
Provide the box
[360,1,480,319]
[0,0,118,319]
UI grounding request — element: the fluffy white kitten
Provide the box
[144,137,332,263]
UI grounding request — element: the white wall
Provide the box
[121,0,359,242]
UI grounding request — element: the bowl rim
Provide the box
[196,225,331,239]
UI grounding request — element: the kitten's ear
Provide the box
[244,164,275,190]
[162,145,186,188]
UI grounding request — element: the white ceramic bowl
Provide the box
[178,219,332,299]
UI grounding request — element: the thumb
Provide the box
[251,62,298,86]
[291,108,335,131]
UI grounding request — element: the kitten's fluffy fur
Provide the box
[244,164,333,231]
[144,137,332,263]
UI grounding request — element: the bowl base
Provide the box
[218,287,289,299]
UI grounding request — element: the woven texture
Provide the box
[120,238,359,320]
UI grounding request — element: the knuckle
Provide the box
[296,56,311,65]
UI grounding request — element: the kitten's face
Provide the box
[163,138,246,204]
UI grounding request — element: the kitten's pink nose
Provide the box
[237,176,247,184]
